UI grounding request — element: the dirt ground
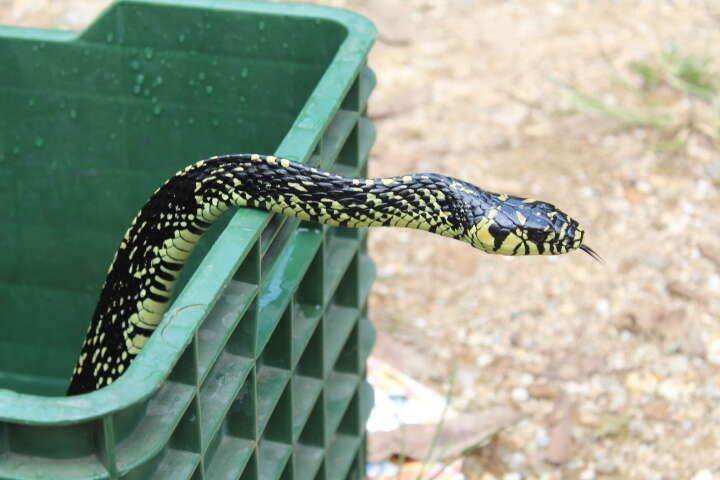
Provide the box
[4,1,720,479]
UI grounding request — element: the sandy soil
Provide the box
[3,1,720,479]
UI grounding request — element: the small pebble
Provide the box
[643,399,671,421]
[707,338,720,366]
[535,428,550,448]
[580,466,596,480]
[657,378,686,402]
[607,351,626,371]
[508,452,527,469]
[511,387,530,402]
[476,353,494,367]
[702,385,720,400]
[519,372,534,385]
[707,161,720,181]
[503,473,523,480]
[665,354,689,376]
[625,371,658,394]
[642,254,667,270]
[528,383,556,399]
[595,461,619,475]
[635,179,652,192]
[691,469,714,480]
[595,298,610,317]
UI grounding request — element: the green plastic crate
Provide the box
[0,0,377,478]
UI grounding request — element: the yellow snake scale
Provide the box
[67,153,598,395]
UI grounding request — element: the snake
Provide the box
[66,153,599,395]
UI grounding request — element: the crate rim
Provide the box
[0,0,376,425]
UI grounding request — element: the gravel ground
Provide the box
[4,1,720,479]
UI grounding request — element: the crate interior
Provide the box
[0,1,349,395]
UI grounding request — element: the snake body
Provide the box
[67,154,596,395]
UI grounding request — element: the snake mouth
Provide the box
[579,244,603,263]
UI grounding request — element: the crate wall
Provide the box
[0,1,377,478]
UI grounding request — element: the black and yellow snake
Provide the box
[67,154,598,395]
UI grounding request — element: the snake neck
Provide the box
[67,154,471,395]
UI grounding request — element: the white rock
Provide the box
[703,385,720,400]
[535,427,550,448]
[657,378,684,402]
[625,371,658,394]
[508,452,527,469]
[580,466,596,480]
[503,473,523,480]
[595,298,610,317]
[706,273,720,294]
[511,387,530,402]
[476,353,494,367]
[636,180,652,193]
[707,338,720,366]
[666,355,689,376]
[691,469,714,480]
[595,460,619,475]
[607,351,626,371]
[658,378,695,402]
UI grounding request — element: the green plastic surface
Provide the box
[0,0,377,478]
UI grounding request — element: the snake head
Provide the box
[465,194,599,259]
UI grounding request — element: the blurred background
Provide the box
[3,1,719,478]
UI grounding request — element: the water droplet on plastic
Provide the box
[282,42,288,48]
[31,45,39,52]
[153,104,163,115]
[153,76,163,87]
[198,72,206,81]
[136,73,145,84]
[27,98,35,107]
[205,85,214,95]
[187,117,195,125]
[258,21,265,31]
[240,67,248,79]
[130,60,141,71]
[34,138,44,148]
[178,34,186,43]
[69,109,77,119]
[144,47,154,60]
[211,119,219,127]
[298,117,315,129]
[106,32,114,43]
[133,85,142,95]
